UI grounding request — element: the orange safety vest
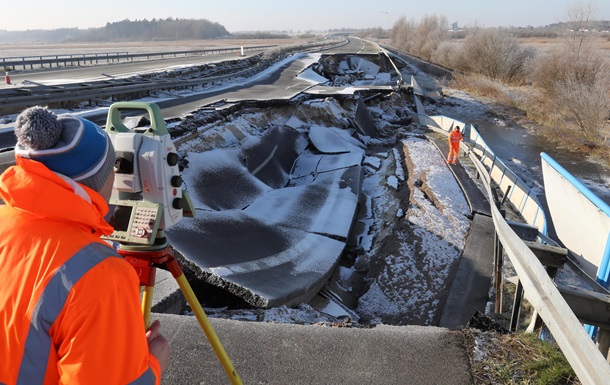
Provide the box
[0,158,161,385]
[449,129,463,145]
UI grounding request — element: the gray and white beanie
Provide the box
[14,106,116,192]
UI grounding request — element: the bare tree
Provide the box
[430,40,461,69]
[563,1,598,59]
[389,16,416,54]
[411,15,449,61]
[556,76,610,142]
[528,1,610,144]
[457,28,532,82]
[545,50,610,143]
[389,14,448,61]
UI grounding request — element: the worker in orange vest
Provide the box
[0,106,170,385]
[447,126,464,165]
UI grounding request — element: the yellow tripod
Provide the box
[118,236,243,385]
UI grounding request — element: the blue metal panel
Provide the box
[598,233,610,289]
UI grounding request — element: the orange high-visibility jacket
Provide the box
[0,157,161,385]
[449,129,463,146]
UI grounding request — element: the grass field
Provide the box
[0,37,314,58]
[518,35,610,56]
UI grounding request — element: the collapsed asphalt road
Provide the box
[0,40,499,384]
[1,45,482,327]
[163,51,406,313]
[159,60,475,328]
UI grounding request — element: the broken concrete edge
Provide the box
[161,248,345,310]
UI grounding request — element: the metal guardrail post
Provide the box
[501,185,512,206]
[494,231,504,313]
[469,147,610,385]
[598,330,610,362]
[510,280,524,331]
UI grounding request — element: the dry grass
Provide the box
[451,73,522,108]
[518,35,610,55]
[466,329,581,385]
[463,234,582,385]
[449,63,610,167]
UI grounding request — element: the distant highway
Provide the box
[0,38,378,90]
[0,37,382,151]
[0,49,264,89]
[321,37,381,55]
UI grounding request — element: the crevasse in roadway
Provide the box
[166,110,375,308]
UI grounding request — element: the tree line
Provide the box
[0,18,230,44]
[386,4,610,151]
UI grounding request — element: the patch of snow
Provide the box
[392,148,405,182]
[261,304,335,324]
[386,175,399,190]
[363,156,382,170]
[297,67,329,84]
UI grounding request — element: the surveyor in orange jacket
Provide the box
[447,126,464,165]
[0,107,169,385]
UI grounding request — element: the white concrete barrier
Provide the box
[541,153,610,287]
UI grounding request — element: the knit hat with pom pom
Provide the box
[14,106,115,192]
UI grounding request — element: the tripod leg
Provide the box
[174,273,243,385]
[120,246,243,380]
[141,285,155,328]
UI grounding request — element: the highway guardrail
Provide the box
[0,46,277,71]
[413,103,610,384]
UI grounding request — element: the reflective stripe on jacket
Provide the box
[0,157,161,385]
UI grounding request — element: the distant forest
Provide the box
[2,17,609,45]
[0,18,232,44]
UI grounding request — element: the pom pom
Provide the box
[15,106,63,150]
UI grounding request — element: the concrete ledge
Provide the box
[155,313,473,385]
[151,268,184,314]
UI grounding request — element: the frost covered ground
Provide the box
[4,46,592,329]
[162,55,478,326]
[0,49,494,326]
[352,136,471,325]
[176,102,474,326]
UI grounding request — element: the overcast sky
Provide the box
[5,0,610,32]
